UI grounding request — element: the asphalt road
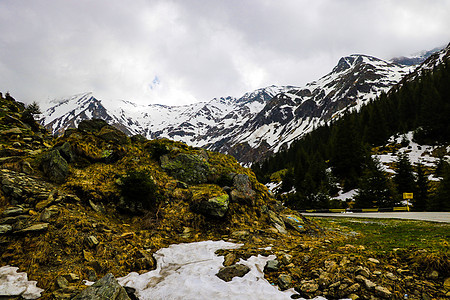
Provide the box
[302,212,450,223]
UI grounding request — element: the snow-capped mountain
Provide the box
[40,85,295,147]
[41,45,448,164]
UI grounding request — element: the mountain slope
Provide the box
[41,51,430,163]
[204,55,413,163]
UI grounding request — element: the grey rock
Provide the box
[385,272,398,281]
[346,283,360,293]
[281,214,306,233]
[223,253,237,267]
[18,223,49,233]
[264,260,280,272]
[216,264,250,282]
[1,207,24,217]
[280,253,293,265]
[375,285,392,299]
[160,153,210,184]
[230,230,250,240]
[295,280,319,294]
[356,275,376,290]
[191,194,229,218]
[72,273,130,300]
[356,266,371,278]
[278,274,292,290]
[56,276,69,289]
[0,224,13,234]
[40,149,69,183]
[230,174,256,205]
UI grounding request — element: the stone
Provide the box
[264,260,280,272]
[35,194,55,210]
[368,258,380,264]
[223,253,237,267]
[375,285,392,299]
[229,174,256,205]
[296,280,319,294]
[2,207,24,217]
[86,236,99,248]
[281,214,306,233]
[426,270,439,280]
[191,194,229,218]
[385,272,398,281]
[216,264,250,282]
[356,266,371,278]
[348,294,359,300]
[280,253,293,265]
[56,276,69,289]
[356,275,376,290]
[12,142,21,148]
[0,224,12,234]
[278,274,292,290]
[347,283,361,293]
[40,149,69,183]
[18,223,49,233]
[39,206,59,222]
[65,273,80,282]
[97,126,128,145]
[72,273,130,300]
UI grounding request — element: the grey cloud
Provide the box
[0,0,449,106]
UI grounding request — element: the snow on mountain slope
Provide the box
[204,54,414,163]
[40,85,295,147]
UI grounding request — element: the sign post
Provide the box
[403,193,413,211]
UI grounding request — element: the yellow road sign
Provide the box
[403,193,413,199]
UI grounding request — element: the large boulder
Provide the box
[191,194,229,218]
[160,153,210,185]
[40,149,69,183]
[229,174,256,205]
[98,126,128,145]
[72,273,130,300]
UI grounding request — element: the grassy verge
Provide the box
[312,217,449,253]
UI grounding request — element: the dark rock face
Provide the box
[40,149,69,183]
[216,264,251,282]
[78,119,109,133]
[98,126,128,145]
[72,273,130,300]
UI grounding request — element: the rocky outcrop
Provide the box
[160,152,211,185]
[190,194,230,218]
[40,149,69,183]
[72,273,130,300]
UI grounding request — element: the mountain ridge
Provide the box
[40,47,448,163]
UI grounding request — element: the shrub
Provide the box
[118,169,158,211]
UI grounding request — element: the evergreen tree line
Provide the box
[252,60,450,211]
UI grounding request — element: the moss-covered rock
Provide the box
[191,194,230,218]
[40,149,69,183]
[160,153,211,185]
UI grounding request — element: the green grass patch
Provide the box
[314,217,449,253]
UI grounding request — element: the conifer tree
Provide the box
[428,162,450,212]
[414,163,429,211]
[393,153,416,199]
[354,157,394,208]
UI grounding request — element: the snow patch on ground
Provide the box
[333,189,357,201]
[118,240,325,300]
[0,266,44,299]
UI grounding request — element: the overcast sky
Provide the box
[1,0,449,107]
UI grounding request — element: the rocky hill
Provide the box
[2,92,448,299]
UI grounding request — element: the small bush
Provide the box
[119,169,158,211]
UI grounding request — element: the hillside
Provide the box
[2,92,449,299]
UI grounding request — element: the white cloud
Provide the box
[0,0,449,106]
